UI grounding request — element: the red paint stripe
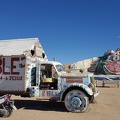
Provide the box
[66,78,82,83]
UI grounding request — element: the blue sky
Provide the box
[0,0,120,64]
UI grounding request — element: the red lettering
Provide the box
[42,91,46,96]
[0,57,23,75]
[11,58,20,75]
[0,58,2,73]
[0,76,2,80]
[9,76,12,80]
[0,59,2,65]
[20,76,22,80]
[9,76,22,80]
[3,58,10,74]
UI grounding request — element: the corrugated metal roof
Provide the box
[0,38,42,56]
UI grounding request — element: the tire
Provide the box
[3,105,13,117]
[64,90,89,112]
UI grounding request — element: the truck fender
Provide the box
[60,83,93,101]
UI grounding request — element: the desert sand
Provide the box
[1,81,120,120]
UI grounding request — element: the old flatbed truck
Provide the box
[0,38,99,112]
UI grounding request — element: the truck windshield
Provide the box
[56,65,65,72]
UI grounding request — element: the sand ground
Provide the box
[0,81,120,120]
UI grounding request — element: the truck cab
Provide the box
[39,61,65,90]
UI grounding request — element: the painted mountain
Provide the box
[70,48,120,75]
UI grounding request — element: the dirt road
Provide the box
[1,82,120,120]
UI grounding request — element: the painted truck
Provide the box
[0,38,99,112]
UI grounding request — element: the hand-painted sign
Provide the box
[0,57,25,81]
[0,56,25,92]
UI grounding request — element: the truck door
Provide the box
[39,64,58,90]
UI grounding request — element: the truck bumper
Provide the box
[94,91,99,98]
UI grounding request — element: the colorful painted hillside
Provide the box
[70,48,120,75]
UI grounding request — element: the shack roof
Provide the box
[0,38,45,56]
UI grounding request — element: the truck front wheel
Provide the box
[64,90,89,112]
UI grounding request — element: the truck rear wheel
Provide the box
[64,90,89,112]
